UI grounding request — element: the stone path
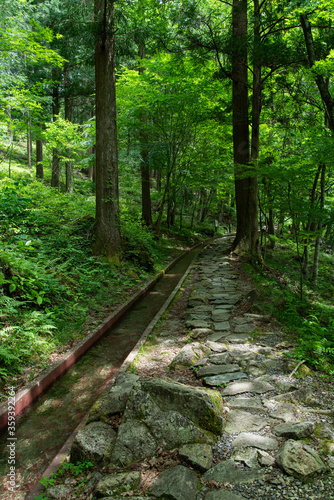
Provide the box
[55,238,334,500]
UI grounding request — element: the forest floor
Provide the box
[41,237,334,499]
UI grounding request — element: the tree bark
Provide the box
[51,69,60,189]
[65,66,74,193]
[93,0,121,259]
[312,164,326,283]
[138,42,153,227]
[36,123,44,179]
[231,0,258,259]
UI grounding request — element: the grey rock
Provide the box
[205,341,228,352]
[276,439,326,482]
[189,305,213,314]
[186,319,212,329]
[204,490,248,500]
[213,321,230,331]
[265,401,296,422]
[95,471,141,498]
[225,334,250,343]
[258,450,276,466]
[87,373,138,423]
[203,459,265,483]
[70,421,116,466]
[109,377,224,466]
[179,443,213,472]
[193,357,209,367]
[229,350,258,362]
[314,422,334,440]
[273,422,315,439]
[231,447,261,468]
[149,465,199,500]
[232,432,278,451]
[232,317,254,326]
[190,328,214,339]
[262,358,279,369]
[139,377,223,435]
[244,361,266,377]
[273,388,312,403]
[208,352,230,364]
[203,372,248,386]
[212,310,230,322]
[234,324,256,334]
[207,332,230,342]
[46,485,71,499]
[222,380,275,396]
[225,410,269,434]
[274,380,298,393]
[84,471,103,494]
[170,342,210,370]
[196,364,241,378]
[228,397,264,412]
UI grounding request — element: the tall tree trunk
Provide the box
[36,123,44,179]
[93,0,121,259]
[64,68,74,193]
[27,111,32,169]
[302,164,321,274]
[138,43,153,227]
[51,69,60,189]
[231,0,258,258]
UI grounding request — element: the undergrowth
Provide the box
[246,240,334,374]
[0,174,206,394]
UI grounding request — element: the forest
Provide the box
[0,0,334,393]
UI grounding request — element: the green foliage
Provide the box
[37,460,94,499]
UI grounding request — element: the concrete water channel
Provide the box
[0,241,213,499]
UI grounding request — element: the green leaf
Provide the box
[9,283,16,293]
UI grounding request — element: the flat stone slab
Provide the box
[205,341,228,352]
[207,332,230,342]
[234,324,256,334]
[225,410,269,434]
[232,432,279,450]
[273,422,315,439]
[196,364,241,378]
[228,397,264,412]
[203,372,248,386]
[149,465,199,500]
[264,401,296,422]
[190,328,214,339]
[212,311,231,322]
[203,459,265,484]
[232,318,255,326]
[225,334,251,343]
[273,388,312,404]
[222,380,275,396]
[179,443,213,472]
[276,439,326,481]
[208,352,230,364]
[213,321,230,331]
[95,471,141,497]
[229,350,258,362]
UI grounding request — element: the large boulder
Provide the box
[110,377,223,467]
[70,421,116,466]
[276,439,326,482]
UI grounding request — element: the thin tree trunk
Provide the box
[312,164,326,283]
[51,69,60,188]
[27,111,32,169]
[64,70,74,193]
[36,123,44,179]
[138,42,153,227]
[302,164,321,274]
[93,0,121,259]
